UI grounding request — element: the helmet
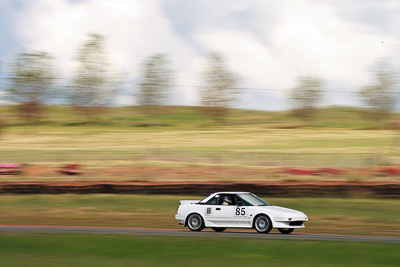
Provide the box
[223,196,232,204]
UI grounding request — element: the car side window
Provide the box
[205,194,241,205]
[220,194,236,206]
[205,195,219,205]
[236,195,251,206]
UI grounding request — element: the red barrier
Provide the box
[59,164,83,175]
[316,167,344,175]
[285,168,318,175]
[379,167,400,176]
[0,163,22,175]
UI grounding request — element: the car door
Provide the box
[210,194,250,227]
[202,194,220,226]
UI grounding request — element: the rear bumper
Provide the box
[175,214,184,225]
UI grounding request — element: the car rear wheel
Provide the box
[212,227,226,232]
[254,215,272,234]
[278,228,294,234]
[187,214,204,231]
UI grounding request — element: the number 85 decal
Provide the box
[234,207,246,216]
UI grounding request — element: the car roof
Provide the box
[200,192,252,203]
[213,192,250,195]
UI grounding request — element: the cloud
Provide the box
[6,0,202,105]
[2,0,399,110]
[0,91,8,105]
[189,0,397,109]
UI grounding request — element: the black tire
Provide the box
[187,213,204,231]
[212,227,226,232]
[278,228,294,234]
[254,215,272,234]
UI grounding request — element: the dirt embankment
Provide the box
[15,165,286,179]
[1,165,400,197]
[11,164,400,180]
[1,179,400,198]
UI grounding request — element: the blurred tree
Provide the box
[200,52,240,123]
[290,75,323,124]
[0,59,4,138]
[358,59,398,122]
[70,34,117,122]
[6,52,56,124]
[137,53,172,125]
[0,119,4,139]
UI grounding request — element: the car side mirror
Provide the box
[237,201,244,206]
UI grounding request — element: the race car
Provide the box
[175,192,308,234]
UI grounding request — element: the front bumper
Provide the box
[273,216,308,228]
[273,221,306,228]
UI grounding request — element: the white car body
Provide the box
[175,192,308,234]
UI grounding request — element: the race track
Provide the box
[1,225,399,243]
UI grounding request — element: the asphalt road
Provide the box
[1,225,399,243]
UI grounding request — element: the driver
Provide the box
[222,196,233,205]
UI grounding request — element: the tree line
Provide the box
[1,34,399,126]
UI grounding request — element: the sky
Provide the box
[0,0,399,110]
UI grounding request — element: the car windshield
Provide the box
[237,193,271,206]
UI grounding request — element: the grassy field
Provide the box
[0,233,399,266]
[0,194,399,237]
[1,105,380,128]
[1,105,400,181]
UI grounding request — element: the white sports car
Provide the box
[175,192,308,234]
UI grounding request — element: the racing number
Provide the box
[235,207,246,216]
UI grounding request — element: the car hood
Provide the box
[265,206,303,214]
[258,205,307,219]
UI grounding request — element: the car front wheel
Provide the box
[254,215,272,234]
[278,228,294,234]
[187,214,204,231]
[212,227,226,232]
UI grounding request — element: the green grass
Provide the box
[0,195,399,237]
[0,233,398,266]
[0,105,394,128]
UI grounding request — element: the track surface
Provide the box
[1,225,399,243]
